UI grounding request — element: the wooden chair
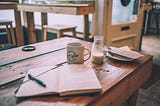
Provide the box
[0,20,16,51]
[147,1,160,38]
[42,24,77,41]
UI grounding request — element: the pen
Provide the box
[28,74,46,87]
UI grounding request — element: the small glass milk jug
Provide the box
[91,35,104,64]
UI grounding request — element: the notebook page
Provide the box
[59,64,102,96]
[16,66,60,97]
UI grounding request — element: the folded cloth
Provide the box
[108,46,144,59]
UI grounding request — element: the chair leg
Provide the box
[155,14,159,38]
[144,11,149,35]
[6,25,11,44]
[9,23,16,45]
[147,12,152,35]
[57,31,63,38]
[72,28,76,38]
[42,27,47,41]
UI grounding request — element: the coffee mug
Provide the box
[67,42,91,64]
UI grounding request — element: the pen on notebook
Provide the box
[28,74,46,87]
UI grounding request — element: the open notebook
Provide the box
[15,64,102,97]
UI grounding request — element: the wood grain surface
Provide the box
[0,37,152,106]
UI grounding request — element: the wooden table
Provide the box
[17,3,95,44]
[0,2,24,46]
[0,37,152,106]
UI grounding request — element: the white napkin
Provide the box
[108,46,144,59]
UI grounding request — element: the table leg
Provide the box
[9,23,16,45]
[6,25,11,44]
[41,13,48,25]
[41,13,48,41]
[14,9,24,46]
[128,90,138,106]
[84,14,89,41]
[26,12,37,44]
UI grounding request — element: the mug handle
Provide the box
[84,48,91,62]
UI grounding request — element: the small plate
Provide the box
[107,52,135,61]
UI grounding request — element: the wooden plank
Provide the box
[41,13,48,41]
[0,37,81,66]
[77,6,95,15]
[14,9,24,46]
[41,13,48,25]
[0,49,66,86]
[17,5,78,15]
[0,39,91,86]
[0,37,153,106]
[88,57,152,106]
[0,53,152,106]
[112,34,136,42]
[0,71,26,86]
[84,15,89,41]
[26,12,37,44]
[17,4,95,15]
[49,3,92,7]
[0,3,17,9]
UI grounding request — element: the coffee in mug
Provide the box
[67,42,91,64]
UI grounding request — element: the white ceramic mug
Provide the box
[67,42,91,64]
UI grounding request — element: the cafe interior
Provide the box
[0,0,160,106]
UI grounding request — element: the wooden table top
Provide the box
[0,37,152,106]
[0,2,17,9]
[17,3,95,15]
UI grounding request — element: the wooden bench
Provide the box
[0,20,16,50]
[42,24,77,41]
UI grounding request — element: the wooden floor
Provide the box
[137,34,160,106]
